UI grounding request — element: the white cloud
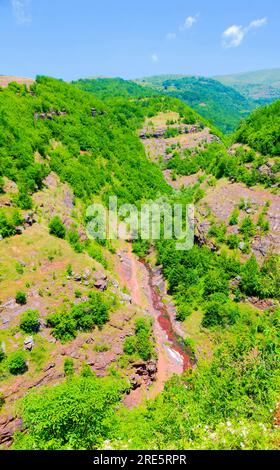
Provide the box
[179,15,198,31]
[166,32,177,41]
[222,25,245,48]
[11,0,32,25]
[222,17,268,48]
[151,53,159,63]
[249,17,268,29]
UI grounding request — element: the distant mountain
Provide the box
[0,75,34,88]
[214,69,280,103]
[135,75,255,133]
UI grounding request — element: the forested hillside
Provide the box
[235,100,280,155]
[0,76,171,207]
[72,77,158,100]
[136,75,255,133]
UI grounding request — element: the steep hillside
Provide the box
[0,76,171,207]
[215,69,280,103]
[136,75,255,133]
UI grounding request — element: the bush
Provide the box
[64,358,74,376]
[20,310,40,334]
[124,318,154,361]
[227,234,240,249]
[49,216,66,239]
[0,345,5,362]
[12,374,128,450]
[208,222,227,242]
[203,271,229,298]
[8,351,28,375]
[46,294,109,342]
[0,392,4,410]
[240,216,256,239]
[229,208,239,226]
[203,299,240,328]
[14,190,33,210]
[0,177,4,194]
[123,336,137,356]
[16,291,27,305]
[240,256,261,297]
[176,304,192,322]
[46,311,77,343]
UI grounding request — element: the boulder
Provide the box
[24,336,34,351]
[120,293,132,304]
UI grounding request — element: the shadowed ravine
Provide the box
[141,259,193,372]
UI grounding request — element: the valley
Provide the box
[0,74,279,451]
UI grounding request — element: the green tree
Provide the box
[64,358,74,377]
[20,310,40,334]
[49,216,66,239]
[15,291,27,305]
[241,256,260,296]
[13,375,128,450]
[8,351,28,375]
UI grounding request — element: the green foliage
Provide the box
[236,100,280,155]
[202,298,240,328]
[67,225,82,252]
[112,307,280,449]
[257,213,270,234]
[0,177,4,193]
[46,293,109,342]
[49,216,66,239]
[123,317,154,361]
[64,358,74,377]
[0,392,4,410]
[227,234,240,249]
[72,77,157,100]
[208,221,227,243]
[0,345,5,362]
[15,291,27,305]
[240,216,256,239]
[13,190,33,210]
[167,141,279,189]
[0,209,23,239]
[229,208,239,226]
[8,351,28,375]
[0,76,173,211]
[138,75,255,133]
[13,374,128,450]
[20,309,40,334]
[240,255,280,299]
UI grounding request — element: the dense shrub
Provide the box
[49,216,66,239]
[13,374,128,450]
[15,291,27,305]
[64,358,74,377]
[8,351,28,375]
[123,317,154,361]
[46,293,109,342]
[0,346,5,362]
[20,310,40,333]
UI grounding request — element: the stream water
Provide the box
[141,260,193,371]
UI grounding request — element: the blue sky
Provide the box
[0,0,279,80]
